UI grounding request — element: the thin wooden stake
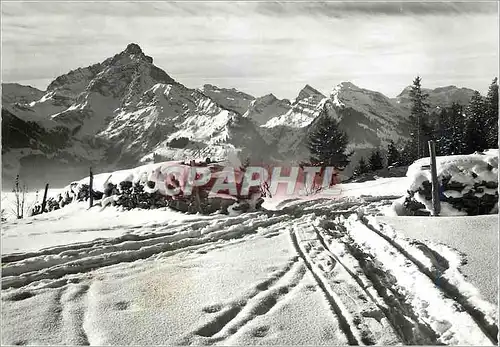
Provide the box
[89,167,94,209]
[41,183,49,213]
[428,140,441,216]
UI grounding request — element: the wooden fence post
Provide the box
[89,167,94,209]
[428,140,441,216]
[41,183,49,213]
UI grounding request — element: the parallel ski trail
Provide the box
[289,227,360,346]
[358,215,498,344]
[289,217,403,346]
[335,214,495,345]
[2,214,290,290]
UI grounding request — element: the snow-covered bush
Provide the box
[26,159,266,216]
[397,150,498,216]
[115,181,168,210]
[30,193,70,216]
[76,184,104,202]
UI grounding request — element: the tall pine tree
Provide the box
[354,157,369,176]
[308,111,352,170]
[386,140,400,167]
[464,91,489,153]
[485,77,499,148]
[436,102,466,155]
[368,149,384,171]
[407,76,430,160]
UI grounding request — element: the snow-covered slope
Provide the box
[331,82,409,147]
[242,93,291,126]
[262,85,326,128]
[200,84,255,116]
[2,186,497,345]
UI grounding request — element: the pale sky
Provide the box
[1,1,498,99]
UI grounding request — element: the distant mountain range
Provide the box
[1,43,477,188]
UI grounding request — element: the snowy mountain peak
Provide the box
[124,42,143,55]
[296,84,325,102]
[331,81,366,99]
[202,84,254,98]
[46,43,172,99]
[259,93,279,103]
[107,43,155,65]
[259,85,328,140]
[338,81,359,90]
[243,93,291,126]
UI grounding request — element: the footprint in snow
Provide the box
[114,301,130,310]
[304,284,317,292]
[202,304,223,313]
[252,325,270,338]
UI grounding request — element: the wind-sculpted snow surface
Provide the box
[2,192,497,345]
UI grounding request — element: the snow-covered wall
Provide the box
[395,150,498,216]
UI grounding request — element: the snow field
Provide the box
[1,179,498,345]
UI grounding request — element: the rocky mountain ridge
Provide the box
[2,43,478,188]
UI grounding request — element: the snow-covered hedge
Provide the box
[395,150,498,216]
[31,159,264,216]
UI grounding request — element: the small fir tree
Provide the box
[307,111,352,170]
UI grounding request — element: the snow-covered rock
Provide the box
[397,151,499,216]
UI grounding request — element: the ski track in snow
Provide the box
[1,196,497,345]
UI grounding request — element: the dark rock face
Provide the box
[125,43,143,55]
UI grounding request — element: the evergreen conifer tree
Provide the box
[307,111,352,170]
[354,157,369,176]
[464,91,489,153]
[436,102,466,155]
[386,140,400,167]
[368,149,384,171]
[485,77,499,148]
[407,76,430,160]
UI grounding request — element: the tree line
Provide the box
[400,76,498,163]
